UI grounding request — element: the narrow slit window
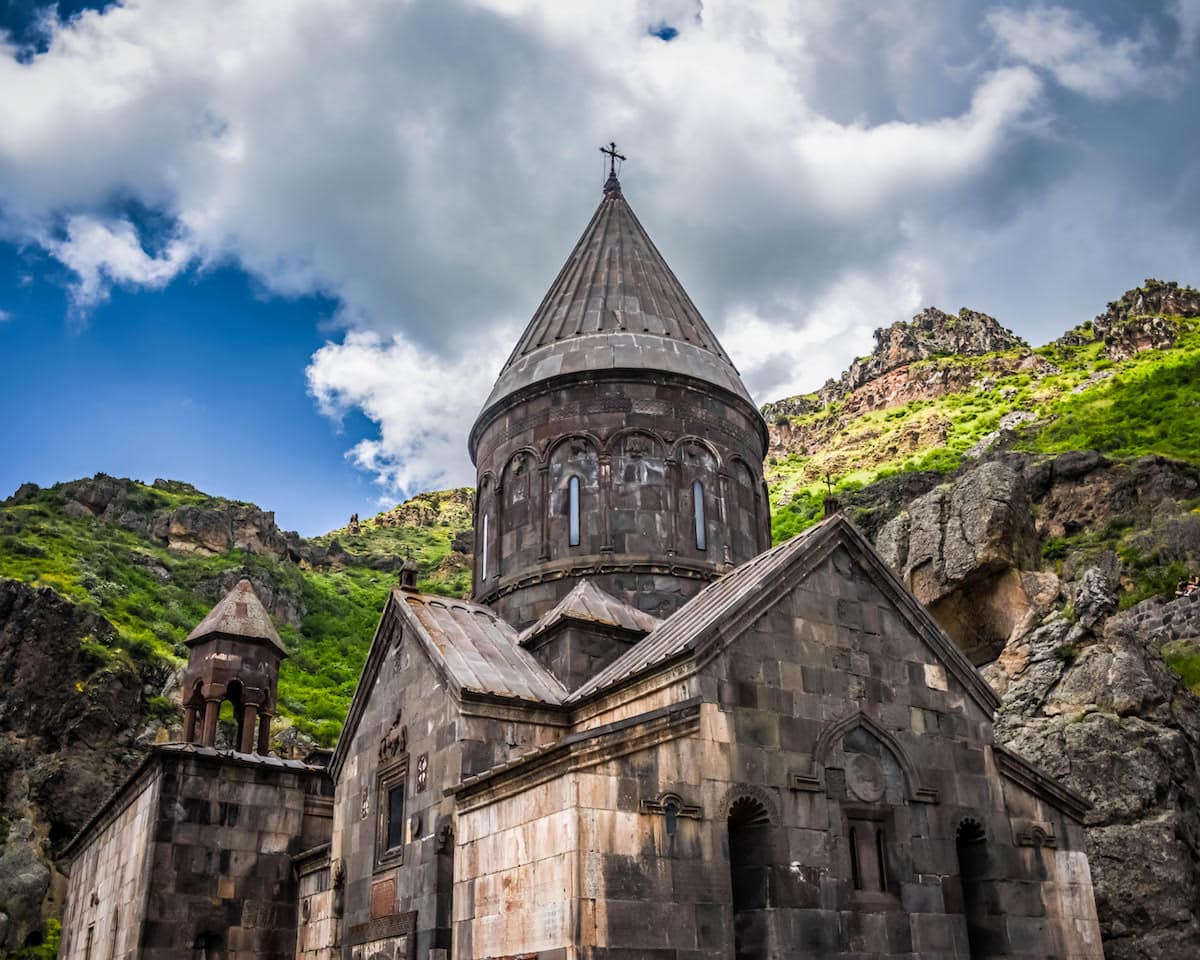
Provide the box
[481,513,489,581]
[568,476,581,546]
[849,826,862,889]
[693,480,706,550]
[875,827,888,890]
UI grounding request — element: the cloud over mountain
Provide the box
[1,0,1198,499]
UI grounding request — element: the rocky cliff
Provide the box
[766,279,1200,958]
[833,450,1200,959]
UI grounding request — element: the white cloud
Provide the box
[724,259,930,403]
[987,5,1175,100]
[0,309,12,323]
[2,0,1197,497]
[47,216,192,308]
[306,327,513,500]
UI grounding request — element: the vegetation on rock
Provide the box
[765,280,1200,545]
[0,481,473,746]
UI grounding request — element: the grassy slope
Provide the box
[767,314,1200,543]
[6,296,1199,743]
[0,485,472,745]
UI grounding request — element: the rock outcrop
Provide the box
[851,450,1200,960]
[1057,279,1200,361]
[816,306,1027,407]
[0,581,166,953]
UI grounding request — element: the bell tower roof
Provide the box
[472,169,760,455]
[186,577,286,657]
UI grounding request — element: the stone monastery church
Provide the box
[62,162,1104,960]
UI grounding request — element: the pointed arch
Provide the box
[809,711,939,804]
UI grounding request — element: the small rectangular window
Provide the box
[568,476,581,546]
[376,756,409,868]
[386,783,405,851]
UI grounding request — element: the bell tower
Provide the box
[180,578,285,754]
[469,152,770,627]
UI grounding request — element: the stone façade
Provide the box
[324,516,1101,960]
[61,744,333,960]
[61,168,1102,960]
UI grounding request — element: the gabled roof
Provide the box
[401,592,567,704]
[567,515,1001,714]
[517,579,662,647]
[330,587,568,781]
[473,177,761,446]
[185,578,286,656]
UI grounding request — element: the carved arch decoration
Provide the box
[717,782,780,824]
[669,434,723,468]
[603,426,668,457]
[955,816,986,842]
[790,710,939,804]
[499,447,542,573]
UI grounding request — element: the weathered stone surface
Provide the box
[0,820,52,952]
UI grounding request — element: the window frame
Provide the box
[567,475,581,546]
[481,512,489,582]
[693,479,707,551]
[375,756,409,870]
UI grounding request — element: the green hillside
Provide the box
[0,482,472,745]
[766,280,1200,542]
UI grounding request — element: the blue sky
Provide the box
[2,1,1198,534]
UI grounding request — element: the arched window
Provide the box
[481,513,489,581]
[693,480,706,550]
[728,796,770,960]
[956,820,989,959]
[568,476,581,546]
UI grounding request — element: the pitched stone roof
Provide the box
[566,523,825,702]
[566,515,1001,714]
[399,591,567,704]
[477,176,757,424]
[517,579,662,647]
[185,578,286,656]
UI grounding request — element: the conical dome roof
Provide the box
[474,175,757,440]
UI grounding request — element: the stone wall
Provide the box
[446,540,1102,959]
[328,610,564,960]
[137,749,329,960]
[471,376,769,626]
[60,767,159,960]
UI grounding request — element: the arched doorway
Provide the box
[956,819,989,959]
[728,796,770,960]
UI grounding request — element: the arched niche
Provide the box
[673,438,720,557]
[726,793,772,960]
[474,473,499,592]
[547,436,600,560]
[501,450,540,571]
[610,431,667,555]
[730,457,764,559]
[955,818,995,959]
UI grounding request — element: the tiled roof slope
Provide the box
[480,176,756,415]
[567,523,826,702]
[185,577,286,656]
[399,591,567,704]
[566,515,1001,714]
[518,579,662,647]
